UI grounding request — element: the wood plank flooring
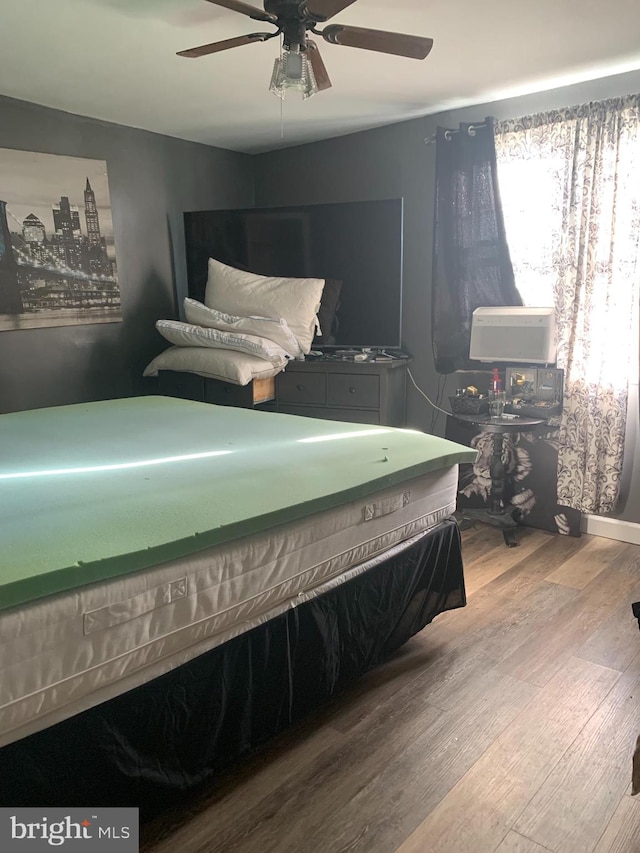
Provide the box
[141,526,640,853]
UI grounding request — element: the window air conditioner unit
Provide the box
[469,306,557,364]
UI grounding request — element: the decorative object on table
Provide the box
[0,148,120,330]
[490,368,503,394]
[505,367,564,418]
[449,386,489,415]
[488,391,506,418]
[488,367,506,417]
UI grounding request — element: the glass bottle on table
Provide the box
[489,368,506,417]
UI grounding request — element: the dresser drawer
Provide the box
[277,372,326,405]
[158,370,205,400]
[204,381,256,407]
[277,406,379,425]
[328,373,380,409]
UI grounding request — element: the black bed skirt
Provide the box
[0,519,465,819]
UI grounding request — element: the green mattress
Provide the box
[0,396,476,611]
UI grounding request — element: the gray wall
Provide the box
[2,75,638,520]
[254,70,640,522]
[0,94,254,413]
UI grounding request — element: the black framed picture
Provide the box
[0,148,120,331]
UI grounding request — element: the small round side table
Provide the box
[452,413,547,547]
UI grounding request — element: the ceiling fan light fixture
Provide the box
[181,1,434,100]
[269,48,318,100]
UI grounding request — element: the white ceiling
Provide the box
[1,0,640,154]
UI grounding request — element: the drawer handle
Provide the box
[349,387,357,394]
[296,384,305,391]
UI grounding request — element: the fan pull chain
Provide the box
[280,96,284,140]
[279,34,285,140]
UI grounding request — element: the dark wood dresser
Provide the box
[156,357,410,427]
[157,370,275,408]
[275,357,409,426]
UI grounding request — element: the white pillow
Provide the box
[184,297,303,359]
[143,347,287,386]
[204,258,325,355]
[156,320,291,363]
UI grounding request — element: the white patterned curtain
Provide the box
[494,96,640,514]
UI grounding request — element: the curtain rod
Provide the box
[424,121,490,145]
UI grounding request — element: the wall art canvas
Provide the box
[0,148,120,331]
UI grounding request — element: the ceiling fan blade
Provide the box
[177,32,272,58]
[307,41,332,91]
[306,0,358,21]
[322,25,433,60]
[203,0,277,24]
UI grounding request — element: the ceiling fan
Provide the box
[177,0,434,99]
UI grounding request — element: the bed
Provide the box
[0,396,475,816]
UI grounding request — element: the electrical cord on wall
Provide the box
[431,373,447,433]
[407,367,453,422]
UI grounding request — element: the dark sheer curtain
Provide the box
[431,117,521,374]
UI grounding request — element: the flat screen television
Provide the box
[183,198,404,350]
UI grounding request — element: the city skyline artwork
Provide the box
[0,147,121,331]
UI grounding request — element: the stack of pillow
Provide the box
[144,258,326,386]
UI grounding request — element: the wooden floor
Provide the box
[141,525,640,853]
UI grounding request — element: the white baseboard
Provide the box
[581,514,640,545]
